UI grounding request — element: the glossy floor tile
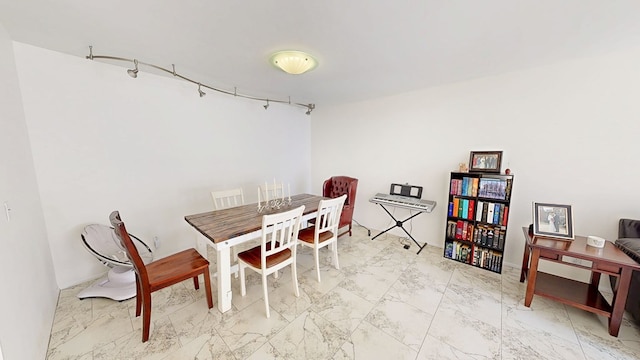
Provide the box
[47,226,640,359]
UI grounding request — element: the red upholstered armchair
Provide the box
[322,176,358,237]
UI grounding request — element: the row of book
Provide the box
[477,201,509,225]
[448,198,475,220]
[449,177,479,197]
[446,220,506,250]
[444,241,503,273]
[447,199,509,226]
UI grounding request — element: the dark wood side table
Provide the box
[520,226,640,337]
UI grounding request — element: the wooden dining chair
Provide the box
[210,188,245,210]
[297,195,346,282]
[109,211,213,342]
[237,205,305,318]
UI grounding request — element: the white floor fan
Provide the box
[77,224,153,301]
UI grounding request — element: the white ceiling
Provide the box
[1,1,640,107]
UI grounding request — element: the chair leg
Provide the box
[292,263,300,297]
[203,267,214,309]
[135,279,142,317]
[193,276,200,290]
[262,273,270,318]
[232,247,239,279]
[274,270,279,279]
[314,247,321,283]
[141,291,152,342]
[333,241,340,270]
[239,262,247,296]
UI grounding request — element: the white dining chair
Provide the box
[211,188,245,210]
[237,205,305,318]
[297,194,346,282]
[211,187,245,277]
[260,182,285,202]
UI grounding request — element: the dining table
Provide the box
[184,193,326,312]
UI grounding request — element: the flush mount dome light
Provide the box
[270,50,317,75]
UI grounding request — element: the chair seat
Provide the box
[298,226,334,244]
[146,249,210,291]
[238,243,291,269]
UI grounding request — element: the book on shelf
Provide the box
[452,198,460,217]
[481,202,489,223]
[468,200,475,220]
[455,220,464,239]
[486,204,495,224]
[478,178,507,200]
[492,228,500,248]
[493,203,501,224]
[461,199,469,219]
[471,178,480,197]
[445,242,453,258]
[502,206,509,226]
[498,228,505,250]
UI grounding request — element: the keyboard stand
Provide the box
[371,204,428,254]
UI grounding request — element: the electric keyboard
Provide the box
[370,193,437,213]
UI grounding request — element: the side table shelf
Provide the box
[519,226,640,337]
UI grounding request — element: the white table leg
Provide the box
[217,245,233,312]
[195,234,208,259]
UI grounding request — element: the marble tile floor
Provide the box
[47,226,640,359]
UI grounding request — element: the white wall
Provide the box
[0,26,58,360]
[311,47,640,278]
[12,43,312,289]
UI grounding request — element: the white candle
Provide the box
[281,182,285,200]
[288,183,291,201]
[265,182,269,202]
[273,178,277,198]
[258,186,261,205]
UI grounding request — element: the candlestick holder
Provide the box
[257,197,293,213]
[257,180,293,213]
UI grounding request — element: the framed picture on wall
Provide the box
[469,151,503,173]
[532,202,574,240]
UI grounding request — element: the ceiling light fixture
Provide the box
[270,50,317,75]
[86,46,315,115]
[127,59,139,78]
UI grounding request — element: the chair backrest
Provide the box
[260,182,285,201]
[211,188,245,210]
[261,205,305,267]
[323,176,358,206]
[109,211,149,284]
[315,195,347,238]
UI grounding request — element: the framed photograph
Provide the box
[532,202,574,240]
[469,151,503,173]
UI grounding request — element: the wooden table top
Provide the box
[185,193,326,244]
[522,226,640,268]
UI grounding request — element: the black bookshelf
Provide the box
[443,172,514,274]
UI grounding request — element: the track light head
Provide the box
[198,83,206,97]
[264,100,269,110]
[305,104,315,115]
[127,59,139,78]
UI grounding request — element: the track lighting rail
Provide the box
[85,46,315,115]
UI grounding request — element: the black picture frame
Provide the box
[532,202,574,240]
[469,151,502,173]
